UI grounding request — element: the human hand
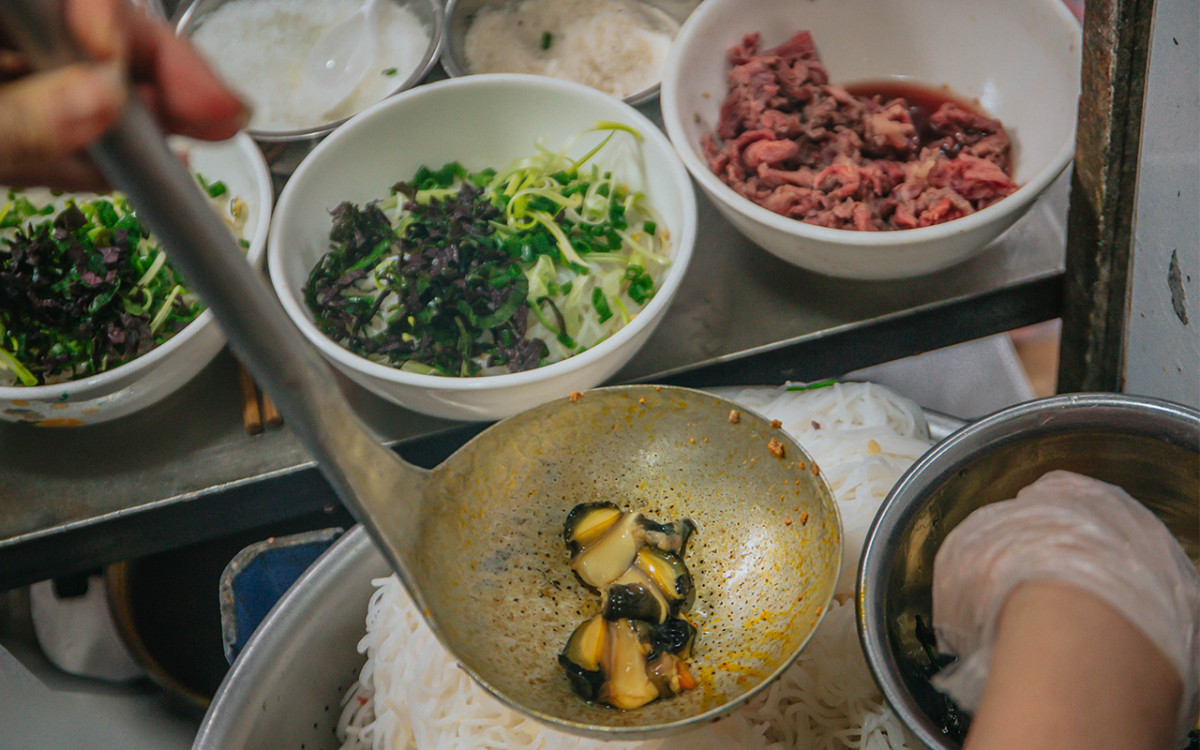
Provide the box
[0,0,248,191]
[931,470,1200,749]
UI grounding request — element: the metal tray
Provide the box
[0,121,1068,590]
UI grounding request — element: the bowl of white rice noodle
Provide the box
[441,0,702,106]
[858,393,1200,749]
[175,0,444,176]
[196,381,945,750]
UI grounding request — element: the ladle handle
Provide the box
[0,0,426,555]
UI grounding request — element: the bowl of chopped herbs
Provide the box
[0,134,272,426]
[269,74,697,420]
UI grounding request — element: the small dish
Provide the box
[441,0,700,106]
[176,0,444,177]
[268,74,698,420]
[660,0,1081,279]
[0,134,272,426]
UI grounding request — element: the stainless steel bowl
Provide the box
[441,0,701,107]
[175,0,444,178]
[858,393,1200,749]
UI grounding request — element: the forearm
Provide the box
[965,581,1182,750]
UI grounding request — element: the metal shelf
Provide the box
[0,159,1068,591]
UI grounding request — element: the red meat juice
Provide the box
[845,80,995,155]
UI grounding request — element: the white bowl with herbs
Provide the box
[268,74,697,420]
[0,135,272,426]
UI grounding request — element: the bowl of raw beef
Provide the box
[660,0,1081,280]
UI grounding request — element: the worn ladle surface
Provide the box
[3,1,841,737]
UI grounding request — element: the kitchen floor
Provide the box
[0,588,198,749]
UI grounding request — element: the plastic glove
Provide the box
[931,470,1200,748]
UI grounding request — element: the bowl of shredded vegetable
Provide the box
[269,74,697,420]
[0,134,273,426]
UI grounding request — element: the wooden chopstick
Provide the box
[261,392,283,428]
[237,362,284,434]
[237,363,264,435]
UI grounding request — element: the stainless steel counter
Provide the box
[0,165,1068,591]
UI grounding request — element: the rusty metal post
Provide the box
[1058,0,1156,392]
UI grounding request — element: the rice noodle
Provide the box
[336,382,933,750]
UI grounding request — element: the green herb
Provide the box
[540,31,553,50]
[591,288,613,322]
[623,265,654,305]
[785,379,839,391]
[382,67,399,76]
[0,176,242,386]
[303,124,673,378]
[305,188,542,377]
[195,173,227,198]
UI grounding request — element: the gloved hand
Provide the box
[931,470,1200,748]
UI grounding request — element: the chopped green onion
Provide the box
[592,288,613,323]
[785,379,839,391]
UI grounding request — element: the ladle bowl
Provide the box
[396,385,841,734]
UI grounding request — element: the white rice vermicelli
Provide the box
[336,382,933,750]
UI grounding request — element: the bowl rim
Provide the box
[855,392,1200,749]
[438,0,679,107]
[268,72,699,394]
[174,0,446,142]
[659,0,1081,248]
[0,132,273,401]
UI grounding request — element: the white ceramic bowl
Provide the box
[660,0,1081,280]
[269,74,698,421]
[0,134,272,426]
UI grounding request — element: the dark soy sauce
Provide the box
[845,80,992,153]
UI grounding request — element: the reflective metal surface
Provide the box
[198,385,842,740]
[857,393,1200,749]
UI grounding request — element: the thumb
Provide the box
[0,60,126,170]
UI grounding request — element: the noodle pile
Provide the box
[337,382,933,750]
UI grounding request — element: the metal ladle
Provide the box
[3,1,841,737]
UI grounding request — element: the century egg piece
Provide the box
[558,502,699,709]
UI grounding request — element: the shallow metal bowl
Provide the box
[442,0,700,107]
[175,0,444,178]
[195,387,843,745]
[858,393,1200,749]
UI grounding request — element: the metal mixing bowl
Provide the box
[175,0,444,178]
[441,0,701,106]
[858,393,1200,749]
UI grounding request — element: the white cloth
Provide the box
[931,470,1200,748]
[30,576,144,682]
